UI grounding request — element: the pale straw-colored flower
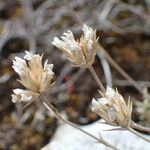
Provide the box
[11,89,39,103]
[91,86,132,127]
[11,51,54,103]
[52,24,98,67]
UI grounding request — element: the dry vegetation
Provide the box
[0,0,150,149]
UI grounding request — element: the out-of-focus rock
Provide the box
[42,120,150,150]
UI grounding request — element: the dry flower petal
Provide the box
[12,51,54,103]
[91,86,132,127]
[52,24,98,67]
[12,89,39,103]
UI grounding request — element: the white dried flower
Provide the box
[91,86,132,127]
[12,51,54,103]
[52,24,98,67]
[12,89,39,103]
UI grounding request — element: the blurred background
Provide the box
[0,0,150,149]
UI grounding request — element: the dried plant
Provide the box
[0,0,149,149]
[52,24,97,68]
[55,22,149,143]
[12,51,54,103]
[53,24,150,144]
[11,51,117,150]
[52,24,105,92]
[91,87,132,127]
[91,87,150,143]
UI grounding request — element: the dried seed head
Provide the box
[12,51,54,103]
[91,86,132,127]
[52,24,98,67]
[12,89,39,103]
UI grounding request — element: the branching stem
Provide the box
[131,121,150,133]
[42,98,118,150]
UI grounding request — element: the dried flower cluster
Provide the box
[52,24,98,67]
[12,51,54,103]
[91,87,132,127]
[10,23,150,145]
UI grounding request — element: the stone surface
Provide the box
[42,120,150,150]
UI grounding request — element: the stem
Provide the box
[131,121,150,133]
[42,99,117,150]
[127,127,150,143]
[97,44,143,95]
[29,35,36,54]
[88,66,105,92]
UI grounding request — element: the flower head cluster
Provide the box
[91,87,132,127]
[12,51,54,103]
[52,24,98,67]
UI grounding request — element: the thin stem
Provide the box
[42,99,118,150]
[127,127,150,143]
[131,121,150,133]
[88,66,105,92]
[29,35,36,54]
[97,44,143,95]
